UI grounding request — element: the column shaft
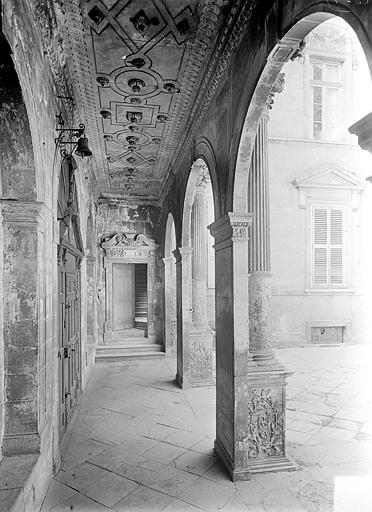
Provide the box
[248,114,274,363]
[191,186,208,328]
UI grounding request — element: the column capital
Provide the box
[208,212,253,244]
[173,246,193,263]
[163,256,174,265]
[349,112,372,154]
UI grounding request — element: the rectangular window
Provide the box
[311,206,345,288]
[309,60,342,141]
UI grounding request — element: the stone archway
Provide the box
[207,7,372,481]
[175,159,216,388]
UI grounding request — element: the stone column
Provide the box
[248,74,285,365]
[209,213,295,480]
[248,111,276,365]
[191,180,209,328]
[163,256,177,356]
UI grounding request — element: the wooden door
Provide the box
[113,263,135,330]
[58,248,81,437]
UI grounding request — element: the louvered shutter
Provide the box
[312,206,345,288]
[313,208,328,285]
[330,208,344,285]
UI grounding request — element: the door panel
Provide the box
[59,249,81,438]
[113,263,134,330]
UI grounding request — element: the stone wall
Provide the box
[0,1,94,510]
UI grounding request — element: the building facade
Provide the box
[268,18,372,347]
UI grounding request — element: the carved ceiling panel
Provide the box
[82,0,203,200]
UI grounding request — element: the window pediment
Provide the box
[291,165,365,191]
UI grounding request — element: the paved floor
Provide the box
[41,346,372,511]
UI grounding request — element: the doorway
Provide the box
[112,262,148,340]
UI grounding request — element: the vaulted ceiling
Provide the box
[75,0,226,202]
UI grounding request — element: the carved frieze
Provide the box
[237,388,284,458]
[101,231,156,258]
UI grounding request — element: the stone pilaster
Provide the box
[1,199,51,455]
[163,256,177,356]
[209,213,295,480]
[86,256,97,347]
[173,247,193,388]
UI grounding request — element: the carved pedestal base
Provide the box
[177,327,214,388]
[215,368,296,481]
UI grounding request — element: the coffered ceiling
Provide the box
[79,0,218,202]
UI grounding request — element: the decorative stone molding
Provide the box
[102,232,156,259]
[266,72,286,110]
[63,0,108,182]
[156,0,224,190]
[237,387,284,458]
[161,1,254,199]
[349,112,372,154]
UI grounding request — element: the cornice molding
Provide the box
[160,0,254,201]
[153,0,224,181]
[62,0,106,185]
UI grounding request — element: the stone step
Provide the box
[97,346,162,355]
[95,344,165,362]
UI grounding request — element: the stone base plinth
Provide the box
[187,327,215,387]
[176,327,215,388]
[215,367,296,480]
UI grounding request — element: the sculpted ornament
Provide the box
[101,232,156,256]
[238,388,284,458]
[231,221,250,239]
[190,342,212,379]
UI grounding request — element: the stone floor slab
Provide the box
[42,345,372,512]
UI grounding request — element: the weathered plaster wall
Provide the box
[0,1,95,510]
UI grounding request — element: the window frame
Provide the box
[307,55,344,142]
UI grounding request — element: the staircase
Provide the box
[95,328,165,362]
[135,264,147,330]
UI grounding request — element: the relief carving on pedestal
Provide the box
[238,388,284,458]
[190,341,212,379]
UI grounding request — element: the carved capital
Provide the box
[208,212,253,244]
[173,246,193,264]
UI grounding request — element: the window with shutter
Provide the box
[311,206,345,288]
